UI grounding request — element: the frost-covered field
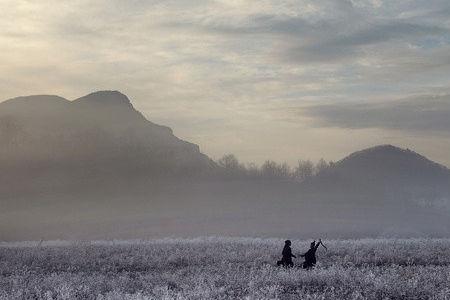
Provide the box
[1,238,450,299]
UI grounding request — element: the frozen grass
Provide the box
[1,238,450,299]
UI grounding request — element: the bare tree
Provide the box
[294,159,314,181]
[261,160,291,179]
[217,154,246,177]
[315,158,332,175]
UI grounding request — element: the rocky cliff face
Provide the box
[0,91,213,180]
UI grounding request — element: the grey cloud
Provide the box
[286,21,449,63]
[164,8,450,64]
[163,14,318,37]
[304,95,450,132]
[2,0,450,166]
[333,23,446,47]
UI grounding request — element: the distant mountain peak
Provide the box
[367,144,403,151]
[2,95,69,106]
[341,144,433,165]
[0,90,213,177]
[343,144,415,160]
[332,144,450,184]
[73,90,133,108]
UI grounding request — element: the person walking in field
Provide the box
[301,239,326,269]
[277,240,296,267]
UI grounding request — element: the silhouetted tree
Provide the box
[214,154,334,181]
[217,154,247,178]
[294,160,314,181]
[261,160,277,178]
[261,160,291,179]
[315,158,332,175]
[245,162,260,178]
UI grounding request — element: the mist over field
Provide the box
[2,1,450,299]
[2,0,450,242]
[1,91,450,241]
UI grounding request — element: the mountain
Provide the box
[329,145,450,185]
[306,145,450,207]
[1,92,450,240]
[0,91,213,184]
[293,145,450,237]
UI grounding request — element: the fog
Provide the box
[1,92,450,241]
[3,175,450,241]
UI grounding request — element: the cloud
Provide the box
[286,21,449,63]
[304,94,450,133]
[162,1,450,64]
[1,0,450,165]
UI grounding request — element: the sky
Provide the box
[1,0,450,166]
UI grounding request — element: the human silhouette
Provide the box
[277,240,296,267]
[301,239,326,269]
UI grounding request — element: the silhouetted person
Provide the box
[301,239,325,269]
[277,240,296,267]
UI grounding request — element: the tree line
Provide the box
[215,154,334,181]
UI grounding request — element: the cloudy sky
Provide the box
[1,0,450,166]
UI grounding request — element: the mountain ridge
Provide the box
[338,144,449,171]
[0,91,213,178]
[1,91,450,239]
[329,144,450,183]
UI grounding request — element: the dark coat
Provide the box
[282,245,294,262]
[302,243,320,269]
[277,244,296,267]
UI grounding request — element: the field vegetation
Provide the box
[1,238,450,299]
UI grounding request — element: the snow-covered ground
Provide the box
[1,238,450,299]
